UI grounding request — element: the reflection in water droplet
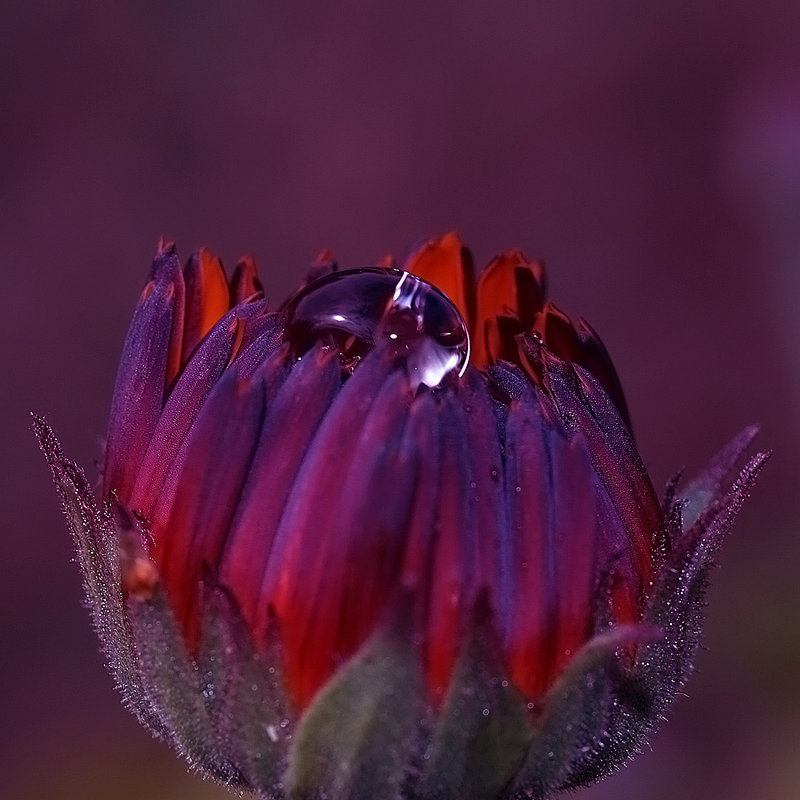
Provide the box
[283,268,470,388]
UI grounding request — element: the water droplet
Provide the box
[283,268,470,388]
[514,485,522,493]
[482,707,490,716]
[469,480,477,489]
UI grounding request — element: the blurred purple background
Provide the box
[2,2,799,798]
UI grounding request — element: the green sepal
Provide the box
[509,625,658,798]
[33,415,165,737]
[418,597,533,800]
[198,587,295,796]
[127,586,240,785]
[286,612,423,800]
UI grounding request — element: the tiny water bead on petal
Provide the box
[283,267,471,389]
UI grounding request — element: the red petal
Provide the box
[259,347,412,707]
[154,371,266,644]
[150,343,289,530]
[405,233,476,329]
[182,248,230,359]
[424,388,498,701]
[546,357,662,590]
[230,310,285,378]
[303,249,338,286]
[474,250,545,368]
[219,346,342,632]
[574,317,631,430]
[503,386,557,697]
[547,432,598,679]
[533,302,580,363]
[128,310,247,519]
[229,255,264,304]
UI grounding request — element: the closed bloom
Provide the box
[37,234,766,800]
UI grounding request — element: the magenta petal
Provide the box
[503,382,602,695]
[103,248,184,501]
[547,431,598,677]
[228,309,284,379]
[423,390,478,700]
[149,344,290,535]
[397,389,442,622]
[546,357,660,584]
[503,384,557,696]
[420,373,508,700]
[574,317,632,430]
[129,309,249,518]
[219,346,342,630]
[458,371,507,625]
[258,348,413,706]
[155,371,266,642]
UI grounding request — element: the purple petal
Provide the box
[219,345,342,630]
[258,347,415,706]
[154,371,266,643]
[129,308,252,519]
[103,248,184,501]
[546,356,661,584]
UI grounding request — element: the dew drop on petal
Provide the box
[283,268,470,388]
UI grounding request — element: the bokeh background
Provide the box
[2,2,799,798]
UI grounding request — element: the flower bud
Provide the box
[36,234,767,800]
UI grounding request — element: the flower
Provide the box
[36,233,767,800]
